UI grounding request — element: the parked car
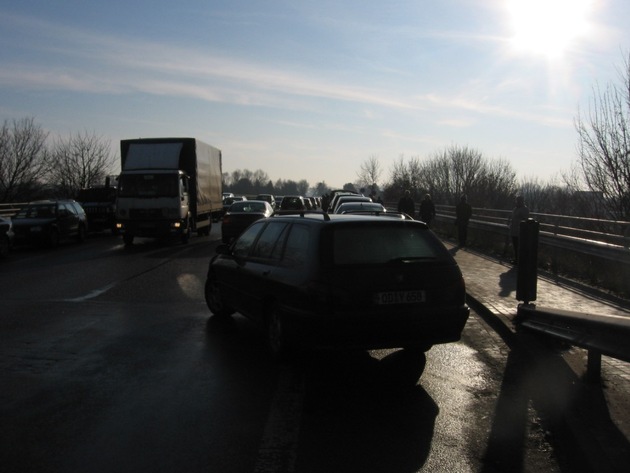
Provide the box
[205,213,470,362]
[11,200,88,248]
[335,202,386,214]
[0,216,14,257]
[221,200,274,243]
[255,194,276,209]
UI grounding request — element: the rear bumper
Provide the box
[117,219,185,237]
[282,305,470,350]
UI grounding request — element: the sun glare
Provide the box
[507,0,592,57]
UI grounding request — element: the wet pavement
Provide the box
[444,241,630,472]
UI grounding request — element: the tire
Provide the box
[204,275,234,318]
[123,233,134,246]
[181,219,191,244]
[76,224,86,243]
[266,305,291,360]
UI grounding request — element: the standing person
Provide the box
[397,190,416,218]
[419,194,436,227]
[455,195,472,247]
[508,195,529,264]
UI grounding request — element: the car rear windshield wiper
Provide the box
[387,256,437,263]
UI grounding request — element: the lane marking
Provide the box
[254,365,305,473]
[65,283,117,302]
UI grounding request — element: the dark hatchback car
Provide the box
[205,212,469,361]
[221,200,274,243]
[12,200,88,248]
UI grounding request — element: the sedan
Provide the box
[221,200,274,243]
[335,202,387,214]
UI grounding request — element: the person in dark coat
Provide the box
[419,194,436,226]
[397,190,416,218]
[455,195,472,246]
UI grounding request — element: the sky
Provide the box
[0,0,628,189]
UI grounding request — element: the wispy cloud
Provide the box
[0,11,574,128]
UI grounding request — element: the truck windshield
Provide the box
[117,174,179,198]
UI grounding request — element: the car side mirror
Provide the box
[216,244,230,255]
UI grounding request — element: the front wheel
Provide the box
[76,224,86,243]
[204,276,234,318]
[123,233,134,246]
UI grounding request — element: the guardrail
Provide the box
[0,203,25,218]
[516,304,630,383]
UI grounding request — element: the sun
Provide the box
[507,0,593,57]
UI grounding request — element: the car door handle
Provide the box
[262,270,271,277]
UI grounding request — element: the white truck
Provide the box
[115,137,222,246]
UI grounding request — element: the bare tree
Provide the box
[48,131,115,197]
[571,51,630,220]
[0,117,50,202]
[356,155,382,193]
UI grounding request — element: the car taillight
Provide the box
[223,215,231,225]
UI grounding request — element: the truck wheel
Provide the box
[181,218,192,244]
[123,233,134,246]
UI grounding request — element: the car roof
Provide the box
[269,211,427,227]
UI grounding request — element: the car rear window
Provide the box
[331,224,443,265]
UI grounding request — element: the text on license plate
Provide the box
[374,290,426,305]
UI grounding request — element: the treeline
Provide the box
[224,145,610,219]
[0,118,116,202]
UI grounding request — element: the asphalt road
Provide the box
[1,227,562,472]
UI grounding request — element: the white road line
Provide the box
[65,282,117,302]
[254,365,305,473]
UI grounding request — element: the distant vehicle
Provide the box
[222,192,235,199]
[205,213,470,363]
[327,191,359,212]
[116,137,223,246]
[335,202,386,214]
[221,200,273,243]
[278,195,306,211]
[0,216,14,257]
[222,196,246,217]
[11,200,88,248]
[76,181,118,233]
[255,194,276,209]
[330,195,372,213]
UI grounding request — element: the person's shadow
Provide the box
[499,266,517,297]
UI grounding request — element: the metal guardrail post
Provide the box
[587,350,602,383]
[517,218,539,303]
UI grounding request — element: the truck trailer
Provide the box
[115,138,222,246]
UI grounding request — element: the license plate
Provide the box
[374,290,426,305]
